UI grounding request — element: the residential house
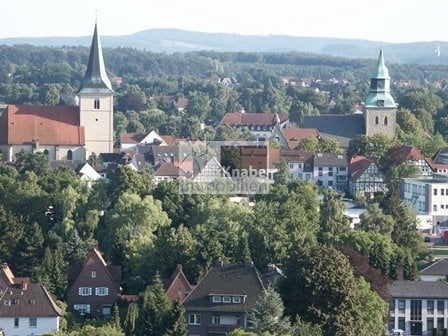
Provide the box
[67,247,121,317]
[388,280,448,335]
[313,152,348,192]
[385,145,433,176]
[348,155,387,199]
[183,261,264,336]
[402,175,448,231]
[419,258,448,282]
[280,150,314,181]
[120,130,173,151]
[163,265,194,302]
[219,112,289,140]
[153,161,186,184]
[0,24,114,161]
[0,264,62,336]
[240,147,281,183]
[271,126,321,150]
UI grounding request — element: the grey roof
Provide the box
[314,152,348,166]
[420,258,448,276]
[0,283,62,317]
[184,262,264,313]
[390,280,448,299]
[300,114,365,147]
[78,23,113,94]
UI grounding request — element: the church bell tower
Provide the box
[78,23,114,159]
[364,49,397,138]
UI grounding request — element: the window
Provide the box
[427,317,434,331]
[94,99,100,109]
[67,150,73,160]
[328,181,333,186]
[427,300,434,314]
[232,296,241,304]
[29,317,37,327]
[212,315,221,325]
[29,299,36,304]
[375,116,379,125]
[289,163,294,169]
[43,149,49,156]
[188,314,201,325]
[437,300,444,314]
[78,287,92,296]
[95,287,109,296]
[223,296,231,303]
[384,116,388,125]
[410,300,422,320]
[442,189,445,196]
[212,296,221,303]
[74,304,90,316]
[433,205,438,212]
[398,300,405,314]
[102,304,112,316]
[14,317,19,327]
[398,317,405,331]
[91,271,96,278]
[434,188,438,196]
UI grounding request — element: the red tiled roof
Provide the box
[220,112,288,127]
[349,155,375,182]
[0,105,84,145]
[120,133,147,144]
[240,147,281,169]
[154,161,186,177]
[160,135,177,146]
[281,127,320,149]
[386,145,425,166]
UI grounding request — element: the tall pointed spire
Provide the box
[371,48,390,79]
[365,48,396,108]
[78,23,113,93]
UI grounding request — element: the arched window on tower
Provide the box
[94,99,100,109]
[384,116,388,125]
[67,150,73,160]
[375,116,379,125]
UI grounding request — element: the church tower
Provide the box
[78,23,114,158]
[364,49,397,137]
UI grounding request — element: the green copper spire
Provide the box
[78,23,113,94]
[365,48,396,108]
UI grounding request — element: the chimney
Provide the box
[21,281,27,291]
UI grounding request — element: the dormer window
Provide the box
[94,99,100,109]
[232,296,241,303]
[91,271,96,278]
[222,296,231,303]
[212,296,221,303]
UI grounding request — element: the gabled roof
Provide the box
[420,258,448,276]
[314,152,347,166]
[183,262,264,312]
[220,112,288,127]
[0,105,85,145]
[67,247,121,294]
[154,161,186,177]
[240,147,281,170]
[0,283,62,317]
[300,114,365,148]
[280,127,321,149]
[390,280,448,299]
[385,145,426,168]
[349,155,378,182]
[164,265,194,302]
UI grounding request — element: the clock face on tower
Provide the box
[377,80,384,90]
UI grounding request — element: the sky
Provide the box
[1,0,447,43]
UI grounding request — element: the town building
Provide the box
[0,264,62,336]
[348,155,387,199]
[313,152,348,192]
[66,247,121,317]
[402,175,448,231]
[183,261,264,336]
[300,49,398,147]
[0,23,114,162]
[388,280,448,335]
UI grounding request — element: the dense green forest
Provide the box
[0,46,447,335]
